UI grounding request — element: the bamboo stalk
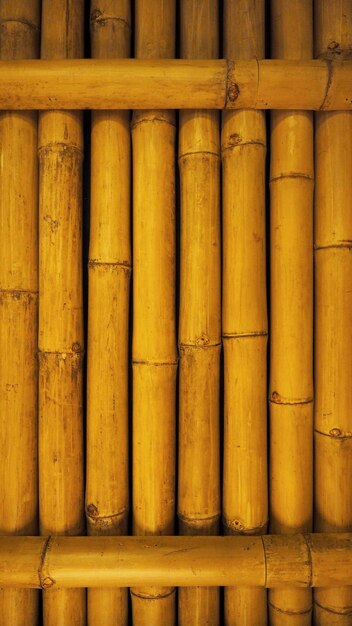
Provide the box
[178,2,220,624]
[39,1,85,624]
[0,534,352,589]
[0,2,39,624]
[0,58,351,110]
[222,2,267,624]
[269,2,314,625]
[314,2,352,624]
[86,2,131,625]
[132,1,176,624]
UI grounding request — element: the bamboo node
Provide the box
[41,576,55,590]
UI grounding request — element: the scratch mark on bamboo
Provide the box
[0,288,38,296]
[303,534,313,587]
[320,59,334,110]
[38,535,53,589]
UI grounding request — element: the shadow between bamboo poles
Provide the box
[269,1,314,625]
[86,2,131,624]
[178,1,221,625]
[131,1,177,624]
[222,2,268,624]
[0,2,40,624]
[38,1,85,624]
[314,2,352,624]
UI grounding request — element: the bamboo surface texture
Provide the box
[38,1,85,624]
[178,1,221,624]
[269,1,314,625]
[222,2,268,625]
[131,1,177,624]
[86,2,131,625]
[314,2,352,625]
[0,1,39,624]
[0,534,351,589]
[0,58,351,110]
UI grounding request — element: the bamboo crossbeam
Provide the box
[0,58,351,110]
[0,534,351,590]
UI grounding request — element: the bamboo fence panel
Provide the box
[131,1,177,624]
[0,1,40,624]
[269,1,314,625]
[86,2,131,624]
[38,1,85,623]
[178,1,221,624]
[0,58,352,110]
[0,534,352,589]
[314,1,352,624]
[222,1,268,624]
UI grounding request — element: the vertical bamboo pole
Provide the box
[269,2,314,625]
[314,2,352,624]
[178,1,220,625]
[131,1,177,624]
[86,2,131,625]
[0,2,39,624]
[39,1,85,624]
[222,2,268,624]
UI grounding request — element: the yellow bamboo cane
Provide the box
[0,2,39,624]
[178,1,220,624]
[0,58,352,111]
[86,2,131,625]
[0,534,351,589]
[314,1,352,624]
[131,1,177,624]
[222,1,268,624]
[39,1,85,624]
[269,1,314,625]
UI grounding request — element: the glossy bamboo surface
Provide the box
[0,534,351,589]
[131,1,177,624]
[86,2,131,624]
[0,59,351,109]
[269,1,314,624]
[0,1,40,624]
[39,1,85,623]
[314,2,352,624]
[222,2,268,624]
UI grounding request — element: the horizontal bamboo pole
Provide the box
[0,534,351,589]
[0,59,351,110]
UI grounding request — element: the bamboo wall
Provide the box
[0,1,351,625]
